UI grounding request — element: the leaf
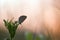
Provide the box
[8,21,18,39]
[25,32,33,40]
[3,19,8,26]
[35,35,41,40]
[3,19,19,40]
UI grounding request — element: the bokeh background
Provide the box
[0,0,60,40]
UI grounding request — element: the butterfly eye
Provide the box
[18,15,27,24]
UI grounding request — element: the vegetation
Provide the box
[3,19,19,40]
[3,15,27,40]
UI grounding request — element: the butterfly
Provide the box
[18,15,27,24]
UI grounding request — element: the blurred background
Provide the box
[0,0,60,40]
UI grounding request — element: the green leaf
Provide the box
[35,35,41,40]
[7,21,18,39]
[3,19,19,40]
[25,32,33,40]
[3,19,8,26]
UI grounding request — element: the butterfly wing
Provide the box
[19,15,27,24]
